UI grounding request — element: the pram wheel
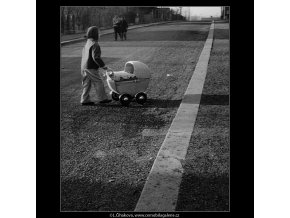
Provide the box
[135,92,147,105]
[110,91,119,101]
[119,94,131,106]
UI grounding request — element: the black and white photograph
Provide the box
[60,6,230,213]
[10,0,290,218]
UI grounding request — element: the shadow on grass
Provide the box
[214,20,229,24]
[90,95,228,109]
[214,29,229,39]
[61,177,143,211]
[175,173,229,211]
[183,94,229,105]
[200,94,229,105]
[94,99,182,109]
[61,171,229,211]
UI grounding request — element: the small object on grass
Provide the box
[108,179,115,183]
[166,74,176,81]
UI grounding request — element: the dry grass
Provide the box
[60,24,209,211]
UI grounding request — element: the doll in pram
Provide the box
[105,61,151,106]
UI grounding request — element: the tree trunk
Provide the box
[72,14,75,32]
[61,14,65,34]
[66,15,70,33]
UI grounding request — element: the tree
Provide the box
[66,14,70,32]
[61,7,65,34]
[72,14,75,31]
[81,8,90,31]
[123,11,136,24]
[73,7,85,31]
[61,6,134,33]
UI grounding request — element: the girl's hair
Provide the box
[86,26,99,41]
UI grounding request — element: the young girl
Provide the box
[80,26,112,105]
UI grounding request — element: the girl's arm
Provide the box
[91,44,106,69]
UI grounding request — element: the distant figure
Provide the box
[80,26,112,105]
[120,16,128,40]
[113,15,122,40]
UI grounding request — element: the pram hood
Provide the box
[125,61,150,79]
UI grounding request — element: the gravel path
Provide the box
[60,23,209,211]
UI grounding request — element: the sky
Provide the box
[169,7,221,18]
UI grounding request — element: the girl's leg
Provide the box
[80,76,92,104]
[93,80,108,102]
[85,69,109,102]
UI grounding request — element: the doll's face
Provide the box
[125,64,134,74]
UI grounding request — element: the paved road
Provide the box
[61,21,176,43]
[60,22,213,211]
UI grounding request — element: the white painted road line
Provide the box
[134,22,215,212]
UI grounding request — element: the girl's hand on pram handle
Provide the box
[105,68,114,78]
[100,66,111,79]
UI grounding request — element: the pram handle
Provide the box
[105,68,114,73]
[105,68,114,78]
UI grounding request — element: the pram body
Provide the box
[106,61,151,106]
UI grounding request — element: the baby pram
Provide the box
[106,61,151,106]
